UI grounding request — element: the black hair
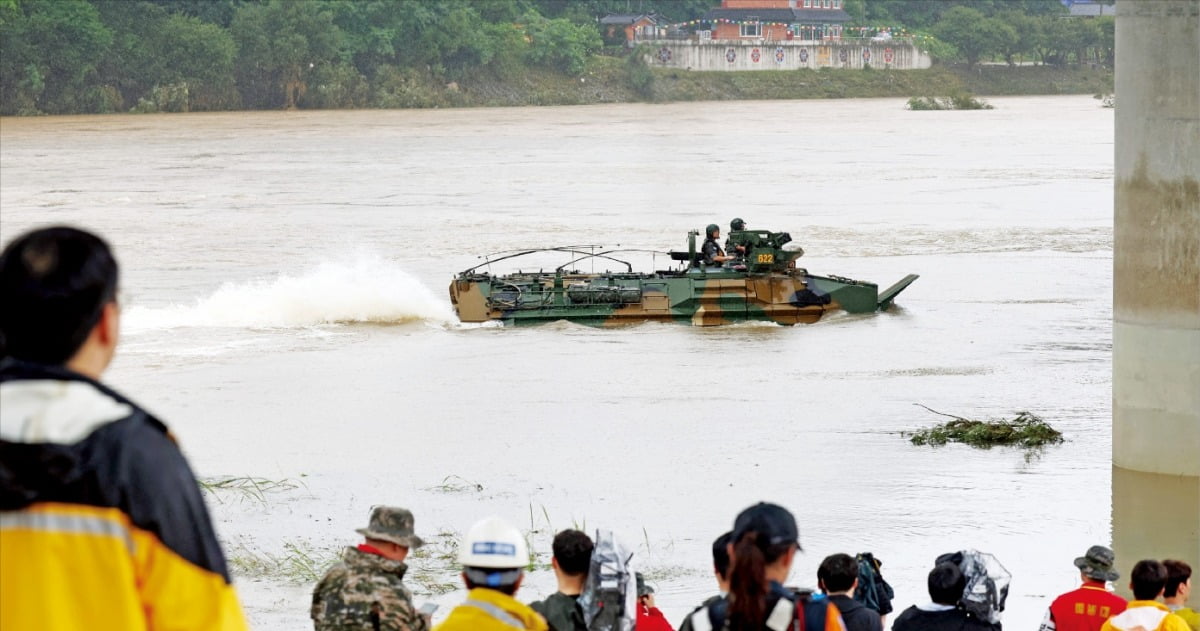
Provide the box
[727,531,794,631]
[1132,560,1169,600]
[464,568,521,596]
[713,531,732,580]
[1164,560,1193,598]
[0,226,118,364]
[818,553,858,593]
[928,562,966,606]
[552,529,593,577]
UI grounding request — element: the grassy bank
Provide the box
[364,59,1113,109]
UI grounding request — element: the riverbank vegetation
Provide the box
[906,404,1066,449]
[906,93,993,110]
[0,0,1114,116]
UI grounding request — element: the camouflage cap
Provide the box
[356,506,425,549]
[1074,545,1119,582]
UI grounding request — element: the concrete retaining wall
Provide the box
[641,40,932,71]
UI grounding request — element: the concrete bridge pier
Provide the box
[1112,0,1199,586]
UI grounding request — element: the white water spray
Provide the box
[123,255,455,331]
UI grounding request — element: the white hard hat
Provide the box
[458,516,528,569]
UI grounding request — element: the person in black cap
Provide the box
[701,224,734,267]
[1037,545,1127,631]
[892,562,998,631]
[678,502,845,631]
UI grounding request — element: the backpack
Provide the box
[853,552,895,616]
[577,530,636,631]
[690,589,828,631]
[936,549,1010,625]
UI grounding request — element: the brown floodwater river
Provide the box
[1,97,1119,629]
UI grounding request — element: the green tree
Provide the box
[91,1,236,111]
[1038,16,1098,66]
[1095,15,1114,67]
[231,0,341,108]
[525,14,601,76]
[0,0,112,114]
[994,10,1038,66]
[144,0,254,28]
[157,13,238,109]
[933,5,1007,68]
[1066,18,1101,66]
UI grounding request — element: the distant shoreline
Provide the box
[3,63,1113,116]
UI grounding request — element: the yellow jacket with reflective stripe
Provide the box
[0,360,248,631]
[434,587,550,631]
[1101,601,1193,631]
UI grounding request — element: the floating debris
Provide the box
[906,94,993,110]
[197,476,302,504]
[907,404,1065,449]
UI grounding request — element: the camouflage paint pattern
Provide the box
[448,230,918,327]
[311,547,429,631]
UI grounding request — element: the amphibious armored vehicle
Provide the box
[449,229,918,327]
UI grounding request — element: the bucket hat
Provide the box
[1074,545,1119,582]
[356,506,425,549]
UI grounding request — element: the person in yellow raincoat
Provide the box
[435,516,548,631]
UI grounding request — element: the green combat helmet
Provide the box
[730,218,745,231]
[706,224,720,238]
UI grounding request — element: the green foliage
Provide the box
[299,62,369,109]
[369,66,446,109]
[912,31,956,62]
[0,0,112,114]
[906,93,993,110]
[994,10,1040,66]
[531,0,711,22]
[626,45,655,100]
[525,15,601,76]
[231,0,340,108]
[933,6,1013,68]
[906,408,1065,449]
[0,0,1112,115]
[866,0,1065,30]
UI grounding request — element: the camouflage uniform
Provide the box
[312,506,429,631]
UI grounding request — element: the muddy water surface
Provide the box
[0,97,1115,629]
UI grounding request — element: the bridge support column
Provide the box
[1113,0,1199,585]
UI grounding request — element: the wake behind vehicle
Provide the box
[449,228,918,327]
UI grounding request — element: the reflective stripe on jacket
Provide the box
[435,587,550,631]
[0,359,248,631]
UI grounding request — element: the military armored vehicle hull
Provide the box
[449,230,918,327]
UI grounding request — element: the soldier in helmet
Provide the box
[726,217,763,261]
[312,506,430,631]
[435,516,547,631]
[726,218,748,259]
[702,224,734,266]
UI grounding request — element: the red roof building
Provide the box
[702,0,851,41]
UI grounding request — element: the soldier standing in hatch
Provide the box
[702,224,735,266]
[726,217,750,260]
[312,506,430,631]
